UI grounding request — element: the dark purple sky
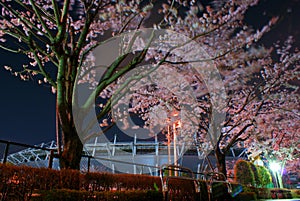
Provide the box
[0,0,299,146]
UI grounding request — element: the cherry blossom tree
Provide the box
[1,0,298,172]
[108,1,299,178]
[0,0,155,169]
[246,38,300,177]
[106,1,286,177]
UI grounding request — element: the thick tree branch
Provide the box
[75,1,101,55]
[224,123,254,153]
[82,30,155,110]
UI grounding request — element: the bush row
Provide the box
[164,177,208,201]
[31,190,264,201]
[1,164,298,201]
[234,159,272,188]
[230,183,295,199]
[31,189,163,201]
[291,189,300,198]
[31,189,298,201]
[0,164,161,190]
[0,164,161,200]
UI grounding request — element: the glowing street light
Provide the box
[270,161,281,188]
[270,161,280,172]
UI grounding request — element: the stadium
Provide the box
[1,135,248,177]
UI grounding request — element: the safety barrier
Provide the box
[1,139,242,200]
[160,164,235,201]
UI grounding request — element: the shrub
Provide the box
[81,172,162,192]
[95,190,163,201]
[38,189,90,201]
[257,188,271,199]
[232,192,257,201]
[34,189,163,201]
[112,174,161,190]
[59,169,81,190]
[234,159,255,186]
[255,165,272,188]
[270,189,292,199]
[248,162,259,187]
[3,163,274,201]
[0,164,163,200]
[33,167,60,190]
[81,172,115,191]
[0,164,36,201]
[291,189,300,198]
[165,177,196,201]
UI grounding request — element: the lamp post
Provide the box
[173,120,181,166]
[166,110,181,176]
[173,119,181,176]
[270,161,281,188]
[167,122,171,168]
[173,122,177,167]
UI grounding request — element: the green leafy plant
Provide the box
[234,159,255,186]
[232,192,257,201]
[248,162,260,187]
[256,165,272,188]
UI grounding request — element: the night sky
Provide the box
[0,0,299,146]
[0,50,55,145]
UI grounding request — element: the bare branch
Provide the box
[118,13,139,34]
[51,0,61,24]
[29,0,54,40]
[164,48,234,64]
[0,1,48,42]
[0,43,22,54]
[33,50,56,87]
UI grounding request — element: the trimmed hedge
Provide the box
[248,162,259,187]
[81,172,162,191]
[233,159,272,188]
[291,189,300,198]
[0,164,161,200]
[0,164,162,191]
[233,192,257,201]
[165,177,208,201]
[32,189,163,201]
[0,164,296,201]
[255,165,272,188]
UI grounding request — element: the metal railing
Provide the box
[0,139,161,175]
[0,139,56,166]
[1,139,244,201]
[160,164,235,201]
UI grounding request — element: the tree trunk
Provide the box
[56,93,83,170]
[59,124,83,170]
[56,56,84,170]
[215,146,227,180]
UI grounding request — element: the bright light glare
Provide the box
[270,161,281,172]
